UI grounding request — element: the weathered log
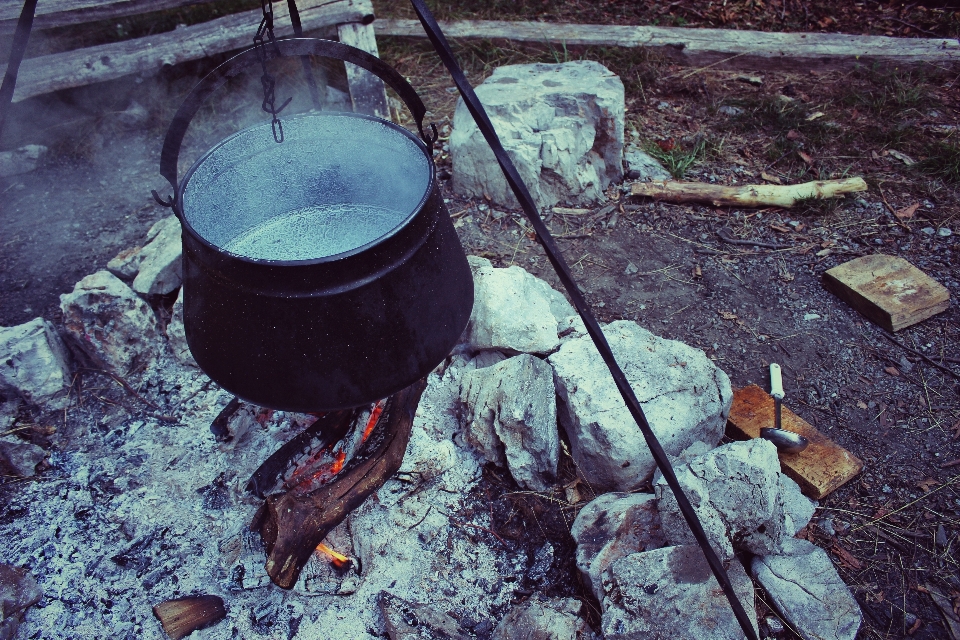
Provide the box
[337,21,389,119]
[12,0,374,102]
[374,19,960,71]
[252,377,426,589]
[0,1,208,35]
[630,177,867,208]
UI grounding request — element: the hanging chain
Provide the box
[254,0,292,143]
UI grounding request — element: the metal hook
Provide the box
[152,190,174,207]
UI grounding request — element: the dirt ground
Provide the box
[2,1,960,638]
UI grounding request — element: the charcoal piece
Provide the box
[378,592,462,640]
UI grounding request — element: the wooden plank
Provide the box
[337,21,388,119]
[374,18,960,71]
[11,0,374,102]
[0,1,209,35]
[726,384,863,500]
[823,254,950,333]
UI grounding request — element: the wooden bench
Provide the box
[2,0,388,116]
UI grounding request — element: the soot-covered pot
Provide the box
[156,39,473,412]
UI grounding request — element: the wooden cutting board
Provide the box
[726,385,863,500]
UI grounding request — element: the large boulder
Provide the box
[0,318,72,409]
[547,321,732,492]
[464,256,575,355]
[451,61,624,210]
[571,492,665,601]
[600,545,758,640]
[60,271,163,377]
[459,353,558,491]
[752,538,862,640]
[132,216,182,295]
[655,439,788,561]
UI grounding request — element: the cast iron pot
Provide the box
[156,39,473,412]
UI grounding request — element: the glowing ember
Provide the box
[315,543,350,570]
[283,399,387,496]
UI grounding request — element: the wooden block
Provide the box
[726,385,863,500]
[337,22,389,119]
[823,254,950,332]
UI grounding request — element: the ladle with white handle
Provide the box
[760,363,809,454]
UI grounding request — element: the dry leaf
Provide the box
[760,171,782,184]
[770,223,792,232]
[806,111,826,121]
[719,310,738,321]
[856,401,868,409]
[798,150,815,166]
[917,478,940,492]
[831,542,863,570]
[951,419,960,439]
[693,265,702,279]
[816,248,832,257]
[888,149,916,166]
[907,618,922,635]
[786,129,801,141]
[658,138,676,152]
[896,203,919,220]
[884,366,900,376]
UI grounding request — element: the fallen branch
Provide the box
[880,332,960,382]
[630,177,868,208]
[252,378,426,589]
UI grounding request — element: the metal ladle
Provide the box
[760,364,809,454]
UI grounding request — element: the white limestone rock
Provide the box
[781,474,817,537]
[0,437,47,478]
[106,246,143,281]
[451,61,624,210]
[491,596,586,640]
[752,538,862,640]
[655,439,788,561]
[601,545,758,640]
[0,145,47,178]
[166,288,196,367]
[60,270,163,377]
[0,318,72,410]
[459,354,558,491]
[547,320,732,492]
[132,216,182,295]
[570,492,665,601]
[465,256,574,355]
[624,146,671,181]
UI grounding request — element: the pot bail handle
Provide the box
[156,37,438,215]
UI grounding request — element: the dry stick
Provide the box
[880,332,960,382]
[630,177,868,208]
[716,228,786,249]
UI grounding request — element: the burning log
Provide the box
[251,378,427,589]
[630,177,867,208]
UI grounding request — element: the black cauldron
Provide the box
[156,39,473,412]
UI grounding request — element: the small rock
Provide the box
[803,313,821,321]
[0,318,72,409]
[451,61,624,210]
[765,616,786,635]
[117,101,150,127]
[379,591,463,639]
[0,564,42,640]
[132,216,183,295]
[548,320,732,492]
[107,246,143,281]
[717,105,745,117]
[464,256,574,354]
[737,75,764,86]
[166,288,196,367]
[459,354,558,491]
[656,439,787,560]
[623,262,639,276]
[60,270,163,377]
[751,538,862,640]
[936,524,948,548]
[623,148,671,182]
[571,492,665,601]
[938,227,952,237]
[0,437,47,478]
[0,145,47,178]
[921,227,936,235]
[491,596,586,640]
[601,545,758,640]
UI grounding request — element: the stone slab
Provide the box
[726,384,863,500]
[823,254,949,332]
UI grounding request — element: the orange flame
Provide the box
[315,543,350,569]
[362,400,385,442]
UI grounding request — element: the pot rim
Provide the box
[177,111,436,268]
